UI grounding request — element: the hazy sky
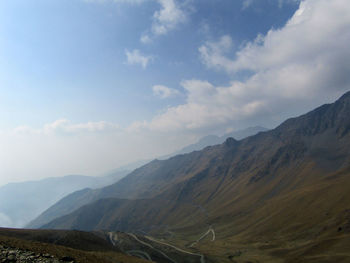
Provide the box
[0,0,349,186]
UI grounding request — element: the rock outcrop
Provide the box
[0,244,74,263]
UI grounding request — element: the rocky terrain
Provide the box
[0,228,147,263]
[0,244,74,263]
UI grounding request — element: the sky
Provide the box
[0,0,350,186]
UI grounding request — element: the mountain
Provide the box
[0,170,128,228]
[41,91,350,262]
[28,126,267,229]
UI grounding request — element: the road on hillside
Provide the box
[108,230,211,263]
[126,233,177,263]
[189,226,215,247]
[127,250,152,261]
[145,236,206,263]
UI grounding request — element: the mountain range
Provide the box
[27,91,350,262]
[0,170,128,228]
[27,126,267,229]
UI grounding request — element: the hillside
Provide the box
[40,91,350,262]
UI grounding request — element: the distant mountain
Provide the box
[29,126,267,229]
[0,170,128,228]
[41,91,350,263]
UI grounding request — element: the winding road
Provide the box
[108,232,118,246]
[145,236,206,263]
[108,229,213,263]
[127,250,152,261]
[126,233,177,263]
[189,226,215,247]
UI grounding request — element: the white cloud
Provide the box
[199,35,235,73]
[125,49,153,69]
[134,80,266,132]
[141,0,189,42]
[208,0,350,79]
[14,119,120,135]
[200,0,350,89]
[152,85,180,98]
[133,0,350,133]
[140,34,152,44]
[84,0,189,42]
[151,0,187,35]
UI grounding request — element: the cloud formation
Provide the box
[152,0,187,35]
[137,0,350,132]
[141,0,189,42]
[14,119,120,135]
[152,85,180,98]
[199,35,235,74]
[125,49,153,68]
[84,0,188,43]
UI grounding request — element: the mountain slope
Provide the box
[41,91,350,262]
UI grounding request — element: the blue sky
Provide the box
[0,0,298,128]
[0,0,350,185]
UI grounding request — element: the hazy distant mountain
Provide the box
[42,91,350,263]
[0,170,128,228]
[112,127,268,169]
[163,126,268,158]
